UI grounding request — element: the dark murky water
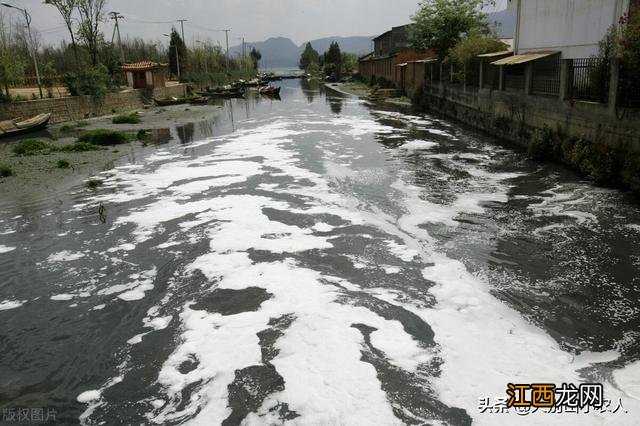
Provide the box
[1,79,639,425]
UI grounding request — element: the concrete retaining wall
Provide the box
[0,84,189,125]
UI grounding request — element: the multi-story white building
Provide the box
[508,0,634,58]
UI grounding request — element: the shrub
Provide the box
[528,126,555,160]
[0,164,14,177]
[57,159,71,169]
[112,112,141,124]
[63,65,112,99]
[77,129,130,146]
[13,140,52,156]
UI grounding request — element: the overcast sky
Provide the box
[1,0,507,48]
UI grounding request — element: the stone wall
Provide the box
[0,84,189,125]
[415,83,640,192]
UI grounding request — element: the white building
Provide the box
[508,0,633,58]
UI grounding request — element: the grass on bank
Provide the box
[13,130,131,157]
[0,164,14,177]
[112,112,141,124]
[60,121,89,133]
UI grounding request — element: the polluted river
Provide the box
[1,79,640,425]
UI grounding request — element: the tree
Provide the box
[77,0,107,65]
[168,28,187,79]
[299,42,319,72]
[249,47,261,69]
[450,34,507,66]
[0,12,25,98]
[44,0,79,64]
[411,0,494,59]
[323,41,342,80]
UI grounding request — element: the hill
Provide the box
[229,36,373,69]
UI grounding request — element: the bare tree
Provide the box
[44,0,79,64]
[77,0,107,65]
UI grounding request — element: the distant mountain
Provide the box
[229,36,374,69]
[487,9,515,38]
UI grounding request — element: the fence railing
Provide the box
[532,55,561,96]
[570,58,609,103]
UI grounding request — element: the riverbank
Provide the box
[0,103,224,203]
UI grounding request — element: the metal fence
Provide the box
[570,58,609,103]
[531,55,561,95]
[504,64,525,91]
[483,63,500,90]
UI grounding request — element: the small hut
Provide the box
[120,61,167,90]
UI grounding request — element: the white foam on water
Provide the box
[383,265,401,274]
[400,140,438,151]
[77,390,101,403]
[51,294,74,301]
[0,245,16,254]
[47,251,85,262]
[312,222,334,232]
[0,300,26,311]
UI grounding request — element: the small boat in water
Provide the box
[259,85,281,96]
[0,113,51,139]
[198,87,245,98]
[154,97,188,106]
[189,96,209,105]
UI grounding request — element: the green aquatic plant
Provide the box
[77,129,130,146]
[86,178,103,189]
[13,140,52,156]
[0,164,14,177]
[112,112,141,124]
[57,159,71,169]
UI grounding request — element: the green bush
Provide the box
[77,129,130,146]
[57,159,71,169]
[528,126,555,160]
[13,140,52,156]
[63,65,112,99]
[112,113,141,124]
[0,164,14,177]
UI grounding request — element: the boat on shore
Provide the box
[0,113,51,139]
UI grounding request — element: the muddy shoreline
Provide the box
[0,104,224,204]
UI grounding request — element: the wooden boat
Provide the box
[197,87,245,98]
[189,96,209,105]
[0,113,51,139]
[154,97,188,106]
[259,85,281,96]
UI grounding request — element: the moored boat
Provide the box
[154,97,188,106]
[259,85,281,96]
[0,113,51,139]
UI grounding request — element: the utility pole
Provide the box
[177,19,188,42]
[1,3,42,98]
[109,12,125,63]
[223,29,231,69]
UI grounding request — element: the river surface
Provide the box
[1,80,640,425]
